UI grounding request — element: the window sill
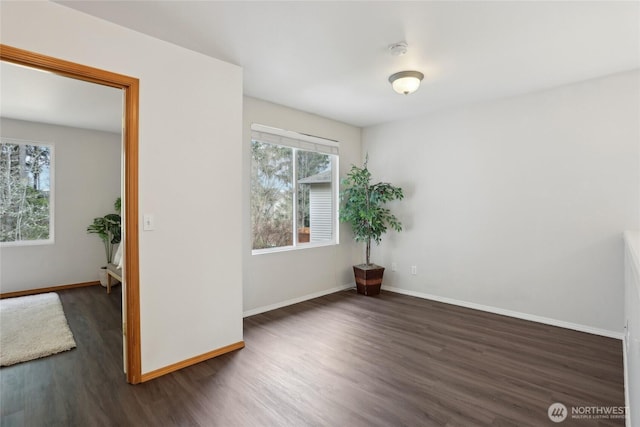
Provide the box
[1,238,54,247]
[252,240,338,256]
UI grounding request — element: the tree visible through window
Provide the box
[0,139,53,243]
[251,126,338,251]
[251,141,294,249]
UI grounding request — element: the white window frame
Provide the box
[251,124,339,255]
[0,137,55,247]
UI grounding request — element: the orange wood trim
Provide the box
[0,281,100,299]
[124,76,142,384]
[0,45,135,89]
[140,341,246,382]
[1,44,142,385]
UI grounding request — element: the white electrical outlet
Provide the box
[391,262,397,272]
[411,265,417,275]
[625,320,630,351]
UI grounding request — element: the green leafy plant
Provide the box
[339,156,404,266]
[87,197,121,264]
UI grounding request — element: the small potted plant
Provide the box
[339,156,403,296]
[87,197,121,286]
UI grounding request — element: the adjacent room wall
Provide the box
[363,70,640,335]
[0,118,121,293]
[243,97,362,315]
[1,2,244,374]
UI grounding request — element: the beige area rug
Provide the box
[0,292,76,366]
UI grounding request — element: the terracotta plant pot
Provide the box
[353,264,385,296]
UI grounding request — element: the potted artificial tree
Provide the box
[87,197,121,287]
[339,156,404,296]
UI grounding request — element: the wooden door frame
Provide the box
[1,44,142,384]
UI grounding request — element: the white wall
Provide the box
[243,97,361,315]
[364,70,640,335]
[1,2,244,374]
[0,118,120,293]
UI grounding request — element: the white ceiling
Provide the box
[3,1,639,131]
[1,61,123,133]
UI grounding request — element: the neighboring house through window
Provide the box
[251,124,338,253]
[0,138,54,245]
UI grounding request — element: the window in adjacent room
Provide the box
[0,138,54,245]
[251,124,339,253]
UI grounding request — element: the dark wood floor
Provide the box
[0,286,625,426]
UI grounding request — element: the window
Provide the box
[0,138,54,245]
[251,124,338,253]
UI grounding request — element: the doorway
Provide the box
[0,44,142,384]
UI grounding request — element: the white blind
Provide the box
[251,123,339,155]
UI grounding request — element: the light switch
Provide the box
[143,214,155,231]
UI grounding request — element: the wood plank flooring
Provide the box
[0,286,625,426]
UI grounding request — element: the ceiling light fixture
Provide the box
[389,70,424,95]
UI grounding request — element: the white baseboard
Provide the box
[622,336,631,427]
[243,284,354,318]
[383,286,624,340]
[243,283,623,339]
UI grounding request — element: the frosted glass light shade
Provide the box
[389,71,424,95]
